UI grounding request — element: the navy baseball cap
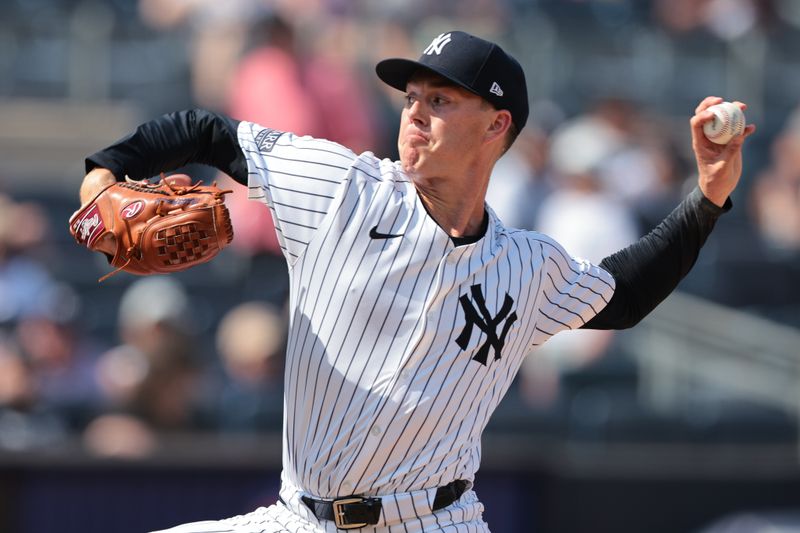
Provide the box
[376,31,529,131]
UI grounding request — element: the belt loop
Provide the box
[432,479,472,511]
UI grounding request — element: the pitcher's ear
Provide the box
[486,110,512,142]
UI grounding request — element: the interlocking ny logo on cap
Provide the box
[424,33,452,55]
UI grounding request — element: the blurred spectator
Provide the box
[227,12,323,138]
[0,194,56,328]
[221,12,323,264]
[213,301,286,432]
[749,105,800,256]
[15,283,106,430]
[138,0,271,110]
[0,341,35,412]
[88,277,206,456]
[0,193,102,443]
[303,17,379,154]
[202,12,310,311]
[593,100,669,200]
[518,112,639,408]
[654,0,762,41]
[83,413,157,458]
[547,103,626,186]
[219,12,380,308]
[487,125,553,230]
[359,20,419,159]
[535,183,638,279]
[705,0,760,41]
[549,98,684,229]
[0,339,66,450]
[653,0,712,34]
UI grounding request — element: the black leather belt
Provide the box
[300,479,472,530]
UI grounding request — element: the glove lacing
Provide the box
[97,217,139,283]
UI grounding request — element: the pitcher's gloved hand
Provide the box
[69,174,234,281]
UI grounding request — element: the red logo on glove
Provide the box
[122,200,145,219]
[73,203,105,246]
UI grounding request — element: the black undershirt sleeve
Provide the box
[85,109,249,185]
[582,187,731,330]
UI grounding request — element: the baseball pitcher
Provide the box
[72,31,754,532]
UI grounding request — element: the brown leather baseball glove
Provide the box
[69,174,234,281]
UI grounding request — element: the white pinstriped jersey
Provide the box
[238,121,616,528]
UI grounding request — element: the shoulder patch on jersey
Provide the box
[254,128,285,153]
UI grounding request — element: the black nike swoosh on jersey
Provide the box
[369,225,404,239]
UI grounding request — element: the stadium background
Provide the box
[0,0,799,531]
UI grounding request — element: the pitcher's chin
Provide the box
[400,149,423,174]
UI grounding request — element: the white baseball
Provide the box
[703,102,746,145]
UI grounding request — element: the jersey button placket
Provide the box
[446,246,468,265]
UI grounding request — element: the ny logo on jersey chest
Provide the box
[456,284,518,366]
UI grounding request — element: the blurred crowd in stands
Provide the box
[0,0,799,455]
